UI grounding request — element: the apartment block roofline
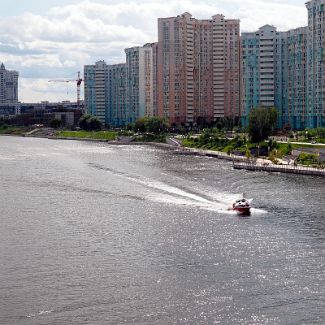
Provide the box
[108,62,126,68]
[305,0,325,6]
[259,24,276,29]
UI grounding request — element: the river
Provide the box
[0,136,324,324]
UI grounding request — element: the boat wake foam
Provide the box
[89,163,267,214]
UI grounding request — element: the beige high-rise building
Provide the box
[157,13,241,126]
[213,15,241,119]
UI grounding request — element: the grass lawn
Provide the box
[57,130,117,141]
[0,126,27,135]
[290,143,325,149]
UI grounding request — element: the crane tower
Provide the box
[48,71,83,110]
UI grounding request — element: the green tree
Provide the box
[79,114,102,131]
[0,117,8,129]
[248,107,278,143]
[134,118,147,133]
[88,117,102,131]
[134,116,169,134]
[50,118,63,129]
[79,114,91,130]
[145,116,169,134]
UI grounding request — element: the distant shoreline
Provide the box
[1,133,324,177]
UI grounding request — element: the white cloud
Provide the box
[0,0,308,102]
[20,78,80,102]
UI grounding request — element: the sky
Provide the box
[0,0,308,103]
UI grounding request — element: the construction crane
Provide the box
[48,71,83,110]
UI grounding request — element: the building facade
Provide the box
[82,2,325,130]
[284,27,308,129]
[84,60,108,124]
[0,63,20,116]
[242,25,308,130]
[306,0,325,128]
[84,44,155,127]
[107,63,127,126]
[125,44,155,124]
[157,13,241,126]
[212,15,241,120]
[242,1,325,129]
[151,42,158,117]
[241,25,280,125]
[157,12,194,125]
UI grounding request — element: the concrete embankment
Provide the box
[48,136,109,142]
[176,147,247,162]
[48,136,176,149]
[177,146,325,177]
[233,161,325,176]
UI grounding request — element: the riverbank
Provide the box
[177,146,325,176]
[51,135,325,177]
[233,161,325,176]
[2,132,324,177]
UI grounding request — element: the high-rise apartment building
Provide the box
[107,63,127,126]
[242,25,309,129]
[241,25,280,125]
[84,43,155,127]
[0,63,20,116]
[82,2,325,130]
[242,1,325,129]
[306,0,325,128]
[84,60,108,124]
[125,44,155,124]
[157,12,194,125]
[84,61,129,126]
[151,42,158,117]
[157,13,241,126]
[212,15,241,119]
[284,27,308,129]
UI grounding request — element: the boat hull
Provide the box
[233,207,251,216]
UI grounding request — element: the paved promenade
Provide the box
[178,146,325,177]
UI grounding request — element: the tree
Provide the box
[79,114,102,131]
[134,118,147,133]
[88,117,102,131]
[79,114,91,130]
[134,116,169,134]
[248,107,278,143]
[145,117,169,134]
[50,118,63,129]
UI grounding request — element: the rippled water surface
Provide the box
[0,136,324,324]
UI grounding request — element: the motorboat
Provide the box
[233,198,251,216]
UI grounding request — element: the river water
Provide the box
[0,136,324,324]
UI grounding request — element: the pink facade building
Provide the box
[157,13,241,126]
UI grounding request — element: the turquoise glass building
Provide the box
[242,0,325,130]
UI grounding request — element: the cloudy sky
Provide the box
[0,0,308,103]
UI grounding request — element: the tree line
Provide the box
[69,107,279,143]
